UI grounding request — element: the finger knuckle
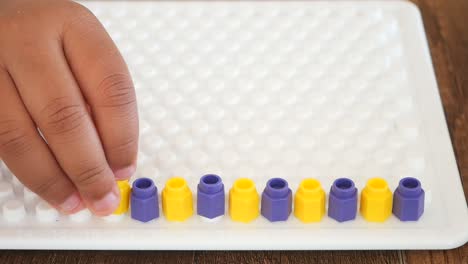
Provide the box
[97,73,136,109]
[41,97,87,137]
[108,136,138,160]
[0,119,32,157]
[29,176,60,199]
[74,163,108,187]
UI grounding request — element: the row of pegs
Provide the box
[116,175,424,223]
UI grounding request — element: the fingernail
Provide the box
[59,193,83,213]
[112,165,136,180]
[91,189,120,215]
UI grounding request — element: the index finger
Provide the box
[61,3,139,180]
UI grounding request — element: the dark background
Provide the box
[1,0,467,263]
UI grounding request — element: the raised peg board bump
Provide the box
[0,1,466,250]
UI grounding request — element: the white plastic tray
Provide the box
[0,0,467,250]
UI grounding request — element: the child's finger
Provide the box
[6,42,120,216]
[62,6,138,180]
[0,68,84,214]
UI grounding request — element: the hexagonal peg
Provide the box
[131,178,159,222]
[360,178,392,222]
[261,178,292,222]
[392,177,424,221]
[294,179,325,223]
[197,174,225,219]
[328,178,358,222]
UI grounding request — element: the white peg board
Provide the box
[0,1,467,250]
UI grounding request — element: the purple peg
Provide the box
[197,174,225,219]
[392,177,425,221]
[328,178,358,222]
[261,178,292,222]
[131,178,159,222]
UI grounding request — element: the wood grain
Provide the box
[0,0,466,263]
[280,251,403,264]
[0,251,195,264]
[195,251,281,264]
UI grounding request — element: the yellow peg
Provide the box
[229,178,259,223]
[360,178,393,222]
[113,180,131,215]
[162,177,193,221]
[294,178,325,223]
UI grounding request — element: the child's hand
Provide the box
[0,1,139,216]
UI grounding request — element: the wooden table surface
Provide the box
[1,0,467,263]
